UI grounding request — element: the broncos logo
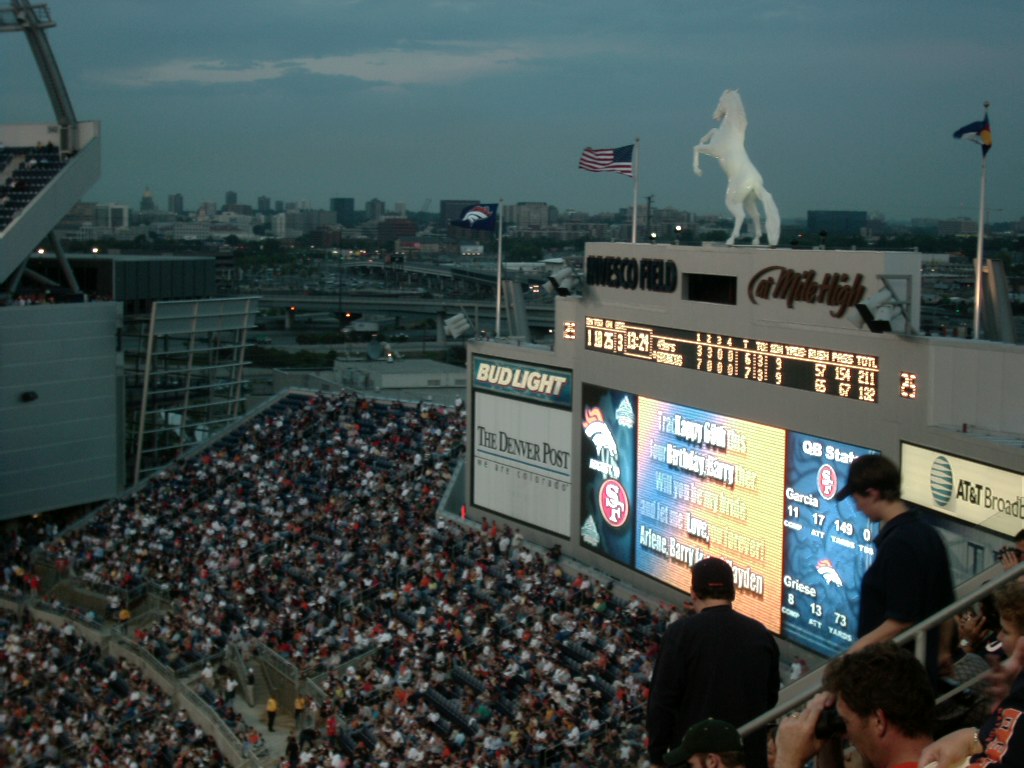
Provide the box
[582,407,617,457]
[816,559,844,587]
[460,205,494,225]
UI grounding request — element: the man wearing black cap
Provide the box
[839,454,954,687]
[647,557,779,768]
[664,718,747,768]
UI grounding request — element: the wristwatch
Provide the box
[960,638,972,649]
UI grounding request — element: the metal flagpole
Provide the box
[972,102,989,341]
[972,156,986,340]
[496,199,503,338]
[631,138,639,243]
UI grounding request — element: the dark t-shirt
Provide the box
[646,604,780,767]
[858,507,955,684]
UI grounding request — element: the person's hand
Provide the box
[1000,548,1022,571]
[918,727,977,768]
[938,647,955,678]
[775,692,833,768]
[957,611,988,651]
[987,636,1024,706]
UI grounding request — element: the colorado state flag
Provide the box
[953,112,992,156]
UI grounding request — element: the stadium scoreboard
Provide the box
[472,245,941,658]
[583,316,880,403]
[574,312,887,656]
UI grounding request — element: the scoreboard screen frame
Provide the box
[579,382,879,656]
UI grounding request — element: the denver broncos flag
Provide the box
[954,112,992,156]
[451,203,498,230]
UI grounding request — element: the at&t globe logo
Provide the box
[930,455,954,507]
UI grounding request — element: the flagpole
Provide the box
[631,137,639,243]
[972,151,987,341]
[496,199,503,338]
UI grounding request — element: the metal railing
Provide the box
[740,558,1024,735]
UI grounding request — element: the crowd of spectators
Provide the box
[7,390,692,766]
[0,142,65,230]
[1,291,111,306]
[0,609,225,767]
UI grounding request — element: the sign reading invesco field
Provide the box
[901,443,1024,536]
[585,255,678,292]
[472,357,573,536]
[580,382,879,656]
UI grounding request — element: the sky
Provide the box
[5,0,1023,222]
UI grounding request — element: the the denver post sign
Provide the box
[901,443,1024,537]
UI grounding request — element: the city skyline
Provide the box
[83,187,1021,230]
[7,1,1023,221]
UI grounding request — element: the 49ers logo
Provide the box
[817,464,839,500]
[599,479,629,527]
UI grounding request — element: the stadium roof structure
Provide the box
[1,0,100,297]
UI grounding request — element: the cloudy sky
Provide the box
[6,0,1022,221]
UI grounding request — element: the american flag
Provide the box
[578,144,634,177]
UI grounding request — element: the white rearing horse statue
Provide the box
[693,89,780,246]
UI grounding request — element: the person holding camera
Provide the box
[775,643,935,768]
[999,531,1024,573]
[918,581,1024,768]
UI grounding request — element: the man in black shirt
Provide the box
[840,454,955,686]
[647,557,780,768]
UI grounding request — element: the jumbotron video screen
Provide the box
[579,383,879,657]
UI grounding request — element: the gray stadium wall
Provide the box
[0,302,123,519]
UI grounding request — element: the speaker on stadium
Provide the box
[545,266,581,297]
[855,288,904,333]
[443,313,472,339]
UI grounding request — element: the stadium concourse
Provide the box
[0,389,705,767]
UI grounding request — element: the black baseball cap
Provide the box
[691,557,735,599]
[835,454,899,501]
[664,719,744,766]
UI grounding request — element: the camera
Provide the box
[997,547,1022,562]
[814,706,846,739]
